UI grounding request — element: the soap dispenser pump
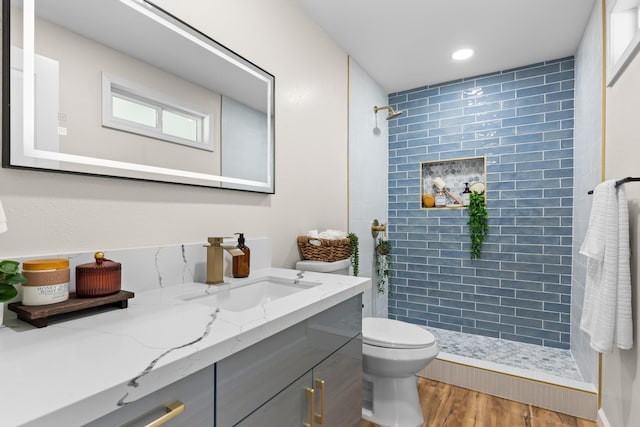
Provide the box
[232,233,250,278]
[462,182,471,206]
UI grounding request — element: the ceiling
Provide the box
[297,0,597,93]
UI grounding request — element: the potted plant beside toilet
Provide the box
[375,238,392,294]
[0,260,27,326]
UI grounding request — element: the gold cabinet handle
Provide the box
[304,387,315,427]
[314,379,325,424]
[145,401,185,427]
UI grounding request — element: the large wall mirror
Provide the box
[2,0,275,193]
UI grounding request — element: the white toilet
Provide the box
[361,317,438,427]
[295,259,351,275]
[295,258,439,427]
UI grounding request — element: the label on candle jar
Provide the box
[22,282,69,306]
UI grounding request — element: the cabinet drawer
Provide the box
[234,372,314,427]
[216,295,361,426]
[85,365,214,427]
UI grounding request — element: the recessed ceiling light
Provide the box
[452,48,474,61]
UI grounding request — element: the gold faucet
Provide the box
[206,237,245,284]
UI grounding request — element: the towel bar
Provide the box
[587,177,640,194]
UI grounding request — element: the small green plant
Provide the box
[467,191,489,259]
[0,260,27,302]
[375,238,392,294]
[348,232,359,276]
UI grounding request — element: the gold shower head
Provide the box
[374,105,404,120]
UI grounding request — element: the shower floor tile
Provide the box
[428,327,584,382]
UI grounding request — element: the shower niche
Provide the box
[420,156,485,209]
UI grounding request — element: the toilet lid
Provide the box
[295,259,351,273]
[363,317,436,349]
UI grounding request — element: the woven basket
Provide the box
[297,236,352,262]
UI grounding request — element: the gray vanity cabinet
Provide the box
[216,295,363,427]
[234,371,314,427]
[84,365,214,427]
[236,336,362,427]
[311,335,363,427]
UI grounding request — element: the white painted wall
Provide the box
[0,0,348,269]
[348,58,388,318]
[600,16,640,427]
[572,0,602,387]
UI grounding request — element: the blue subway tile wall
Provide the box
[387,58,574,349]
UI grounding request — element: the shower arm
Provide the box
[374,105,404,120]
[373,106,392,114]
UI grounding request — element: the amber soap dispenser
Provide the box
[232,233,250,278]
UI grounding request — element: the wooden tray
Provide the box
[8,290,134,328]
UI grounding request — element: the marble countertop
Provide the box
[0,268,370,427]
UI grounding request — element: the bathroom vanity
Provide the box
[0,266,369,426]
[216,296,362,427]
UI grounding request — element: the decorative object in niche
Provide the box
[462,182,471,206]
[2,0,275,193]
[433,177,464,206]
[420,157,485,209]
[422,193,435,208]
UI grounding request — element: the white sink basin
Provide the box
[182,276,320,312]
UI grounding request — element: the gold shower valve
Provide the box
[371,219,387,237]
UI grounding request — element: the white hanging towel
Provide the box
[580,180,633,353]
[0,200,7,233]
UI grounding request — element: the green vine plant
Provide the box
[467,191,489,259]
[375,237,392,294]
[348,232,359,276]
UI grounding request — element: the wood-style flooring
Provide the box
[361,377,597,427]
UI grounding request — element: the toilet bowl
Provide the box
[362,317,438,427]
[295,258,438,427]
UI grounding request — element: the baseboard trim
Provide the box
[597,408,611,427]
[419,357,598,421]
